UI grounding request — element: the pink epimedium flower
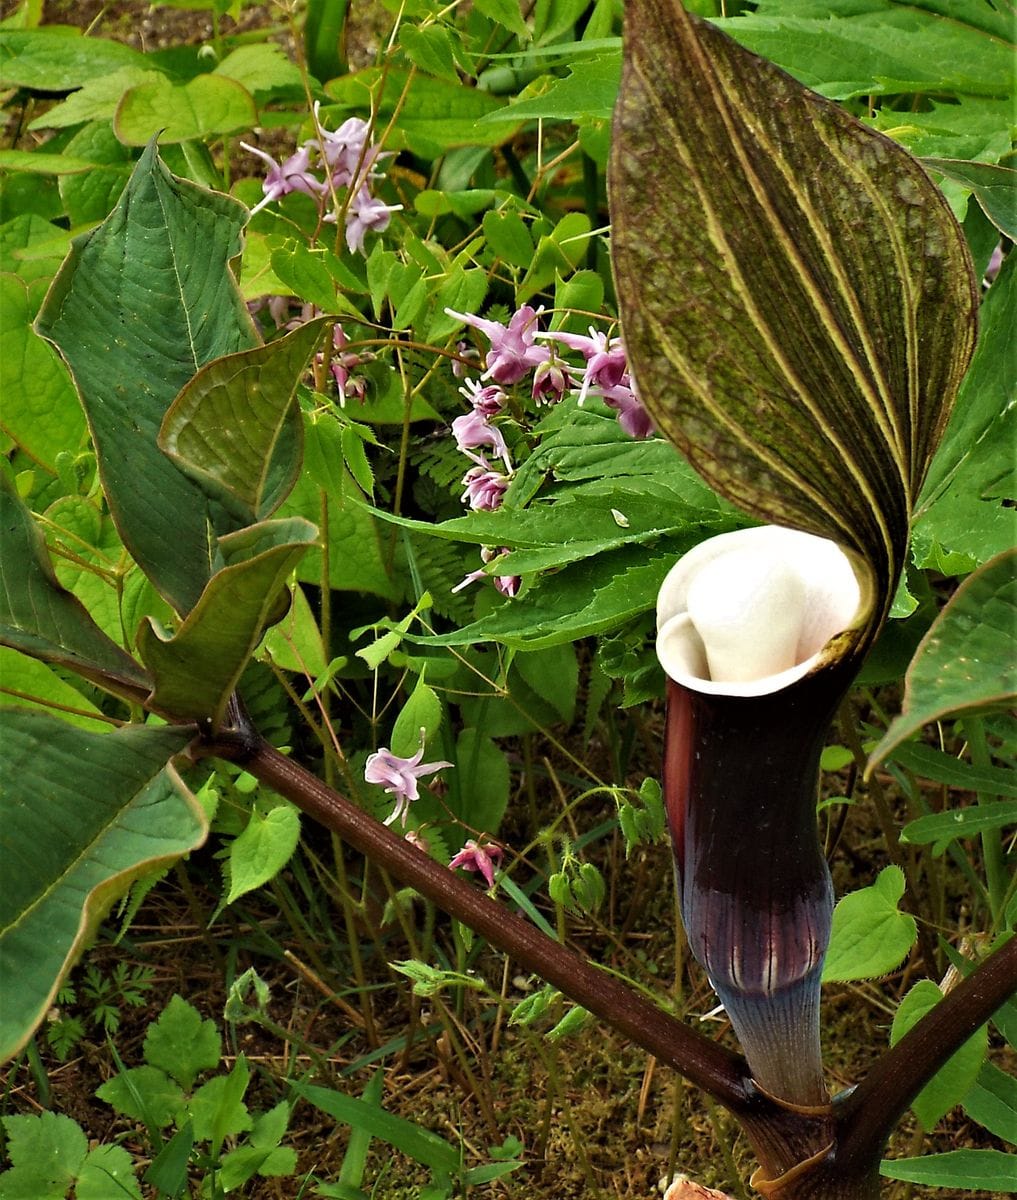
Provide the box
[240,143,324,217]
[461,462,510,511]
[538,326,629,404]
[459,378,507,416]
[444,305,550,385]
[595,377,655,439]
[531,358,572,405]
[451,409,512,471]
[451,547,520,598]
[364,730,453,828]
[339,187,403,256]
[325,323,373,406]
[449,838,505,889]
[452,341,482,379]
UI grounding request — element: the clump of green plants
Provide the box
[0,0,1013,1196]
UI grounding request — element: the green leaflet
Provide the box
[609,0,977,634]
[0,475,151,704]
[880,1149,1017,1189]
[0,711,203,1063]
[159,320,326,523]
[868,548,1017,769]
[35,140,260,616]
[138,518,317,727]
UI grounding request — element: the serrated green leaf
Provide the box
[0,711,203,1064]
[0,27,146,90]
[891,979,988,1129]
[0,272,84,470]
[0,476,151,702]
[822,865,917,982]
[473,0,529,39]
[96,1065,185,1128]
[226,805,301,905]
[880,1149,1017,1189]
[609,0,977,634]
[869,549,1017,769]
[900,802,1017,854]
[35,141,260,616]
[143,994,221,1091]
[189,1058,252,1146]
[76,1142,143,1200]
[400,25,459,83]
[139,518,316,726]
[886,741,1017,800]
[483,209,534,268]
[160,320,325,521]
[214,44,305,97]
[923,158,1017,240]
[115,74,257,145]
[481,55,621,122]
[0,1111,87,1196]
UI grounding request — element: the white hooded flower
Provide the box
[656,526,869,697]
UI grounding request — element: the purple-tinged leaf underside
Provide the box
[609,0,977,629]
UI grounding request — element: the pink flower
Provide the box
[326,324,373,406]
[444,305,550,385]
[451,409,512,471]
[364,730,453,827]
[241,143,323,216]
[461,463,510,511]
[459,378,507,416]
[531,358,572,405]
[449,838,504,888]
[451,547,520,598]
[341,187,402,255]
[452,341,482,379]
[595,378,655,439]
[539,326,628,403]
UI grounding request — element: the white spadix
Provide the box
[657,526,868,697]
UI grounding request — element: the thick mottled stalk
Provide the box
[665,660,856,1105]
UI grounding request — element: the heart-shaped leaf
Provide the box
[609,0,977,629]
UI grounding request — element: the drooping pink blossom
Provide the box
[594,378,655,439]
[459,377,507,416]
[326,323,373,406]
[531,358,572,405]
[364,730,453,828]
[449,838,505,888]
[240,143,324,216]
[340,187,403,255]
[452,340,482,379]
[451,547,520,598]
[461,462,510,511]
[538,326,628,403]
[444,305,550,385]
[451,409,512,471]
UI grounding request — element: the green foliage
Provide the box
[822,866,918,983]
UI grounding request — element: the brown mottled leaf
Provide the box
[609,0,977,626]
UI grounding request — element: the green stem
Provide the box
[963,716,1007,925]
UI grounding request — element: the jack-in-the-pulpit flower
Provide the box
[364,730,453,828]
[449,838,505,888]
[655,526,869,1106]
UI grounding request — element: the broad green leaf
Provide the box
[916,255,1016,563]
[76,1143,143,1200]
[0,272,84,470]
[213,44,305,97]
[143,994,221,1091]
[0,1111,86,1199]
[391,675,443,758]
[399,25,460,84]
[421,541,689,649]
[0,27,146,90]
[36,141,260,615]
[293,1083,462,1173]
[0,711,203,1063]
[58,122,134,227]
[260,583,326,677]
[822,866,917,982]
[923,158,1017,240]
[714,0,1014,100]
[481,55,622,122]
[880,1149,1017,1189]
[26,66,164,131]
[225,805,301,905]
[885,741,1017,800]
[868,549,1017,769]
[900,802,1017,855]
[0,476,151,703]
[304,0,348,83]
[0,647,108,731]
[138,518,316,727]
[96,1065,185,1128]
[115,75,257,146]
[0,213,70,286]
[160,320,325,521]
[515,643,578,723]
[0,150,94,175]
[962,1060,1017,1144]
[891,979,988,1130]
[190,1059,253,1146]
[609,0,977,631]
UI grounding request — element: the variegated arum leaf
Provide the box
[0,709,203,1064]
[35,139,260,617]
[0,474,151,704]
[609,0,978,634]
[159,319,327,524]
[138,518,317,727]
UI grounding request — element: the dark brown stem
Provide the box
[834,933,1017,1168]
[197,725,754,1110]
